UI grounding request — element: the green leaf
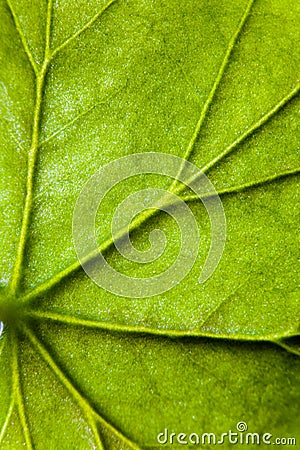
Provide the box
[0,0,299,448]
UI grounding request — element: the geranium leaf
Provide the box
[0,0,299,447]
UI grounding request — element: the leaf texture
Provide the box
[0,0,299,447]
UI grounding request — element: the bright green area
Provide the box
[0,0,299,448]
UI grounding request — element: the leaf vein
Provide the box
[0,397,15,445]
[25,310,299,342]
[24,326,142,450]
[39,84,125,148]
[275,340,300,357]
[181,167,300,202]
[5,0,38,76]
[0,363,15,445]
[50,0,118,61]
[20,165,299,305]
[172,83,300,195]
[9,1,54,295]
[170,0,256,191]
[12,333,33,449]
[199,84,300,175]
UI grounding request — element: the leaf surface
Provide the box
[0,0,299,447]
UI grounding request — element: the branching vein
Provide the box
[39,84,125,148]
[24,326,142,450]
[9,0,53,296]
[170,0,256,192]
[181,167,300,202]
[24,325,104,449]
[5,0,38,75]
[12,334,32,449]
[50,0,118,61]
[0,337,15,445]
[5,0,300,448]
[199,85,300,175]
[275,340,300,357]
[8,0,298,306]
[20,160,299,306]
[45,0,53,57]
[25,310,299,342]
[0,394,15,445]
[172,82,300,196]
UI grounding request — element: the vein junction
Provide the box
[3,1,143,448]
[3,0,299,335]
[1,0,300,447]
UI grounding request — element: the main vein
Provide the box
[25,310,299,342]
[20,161,299,305]
[9,1,53,296]
[8,0,121,297]
[8,0,299,311]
